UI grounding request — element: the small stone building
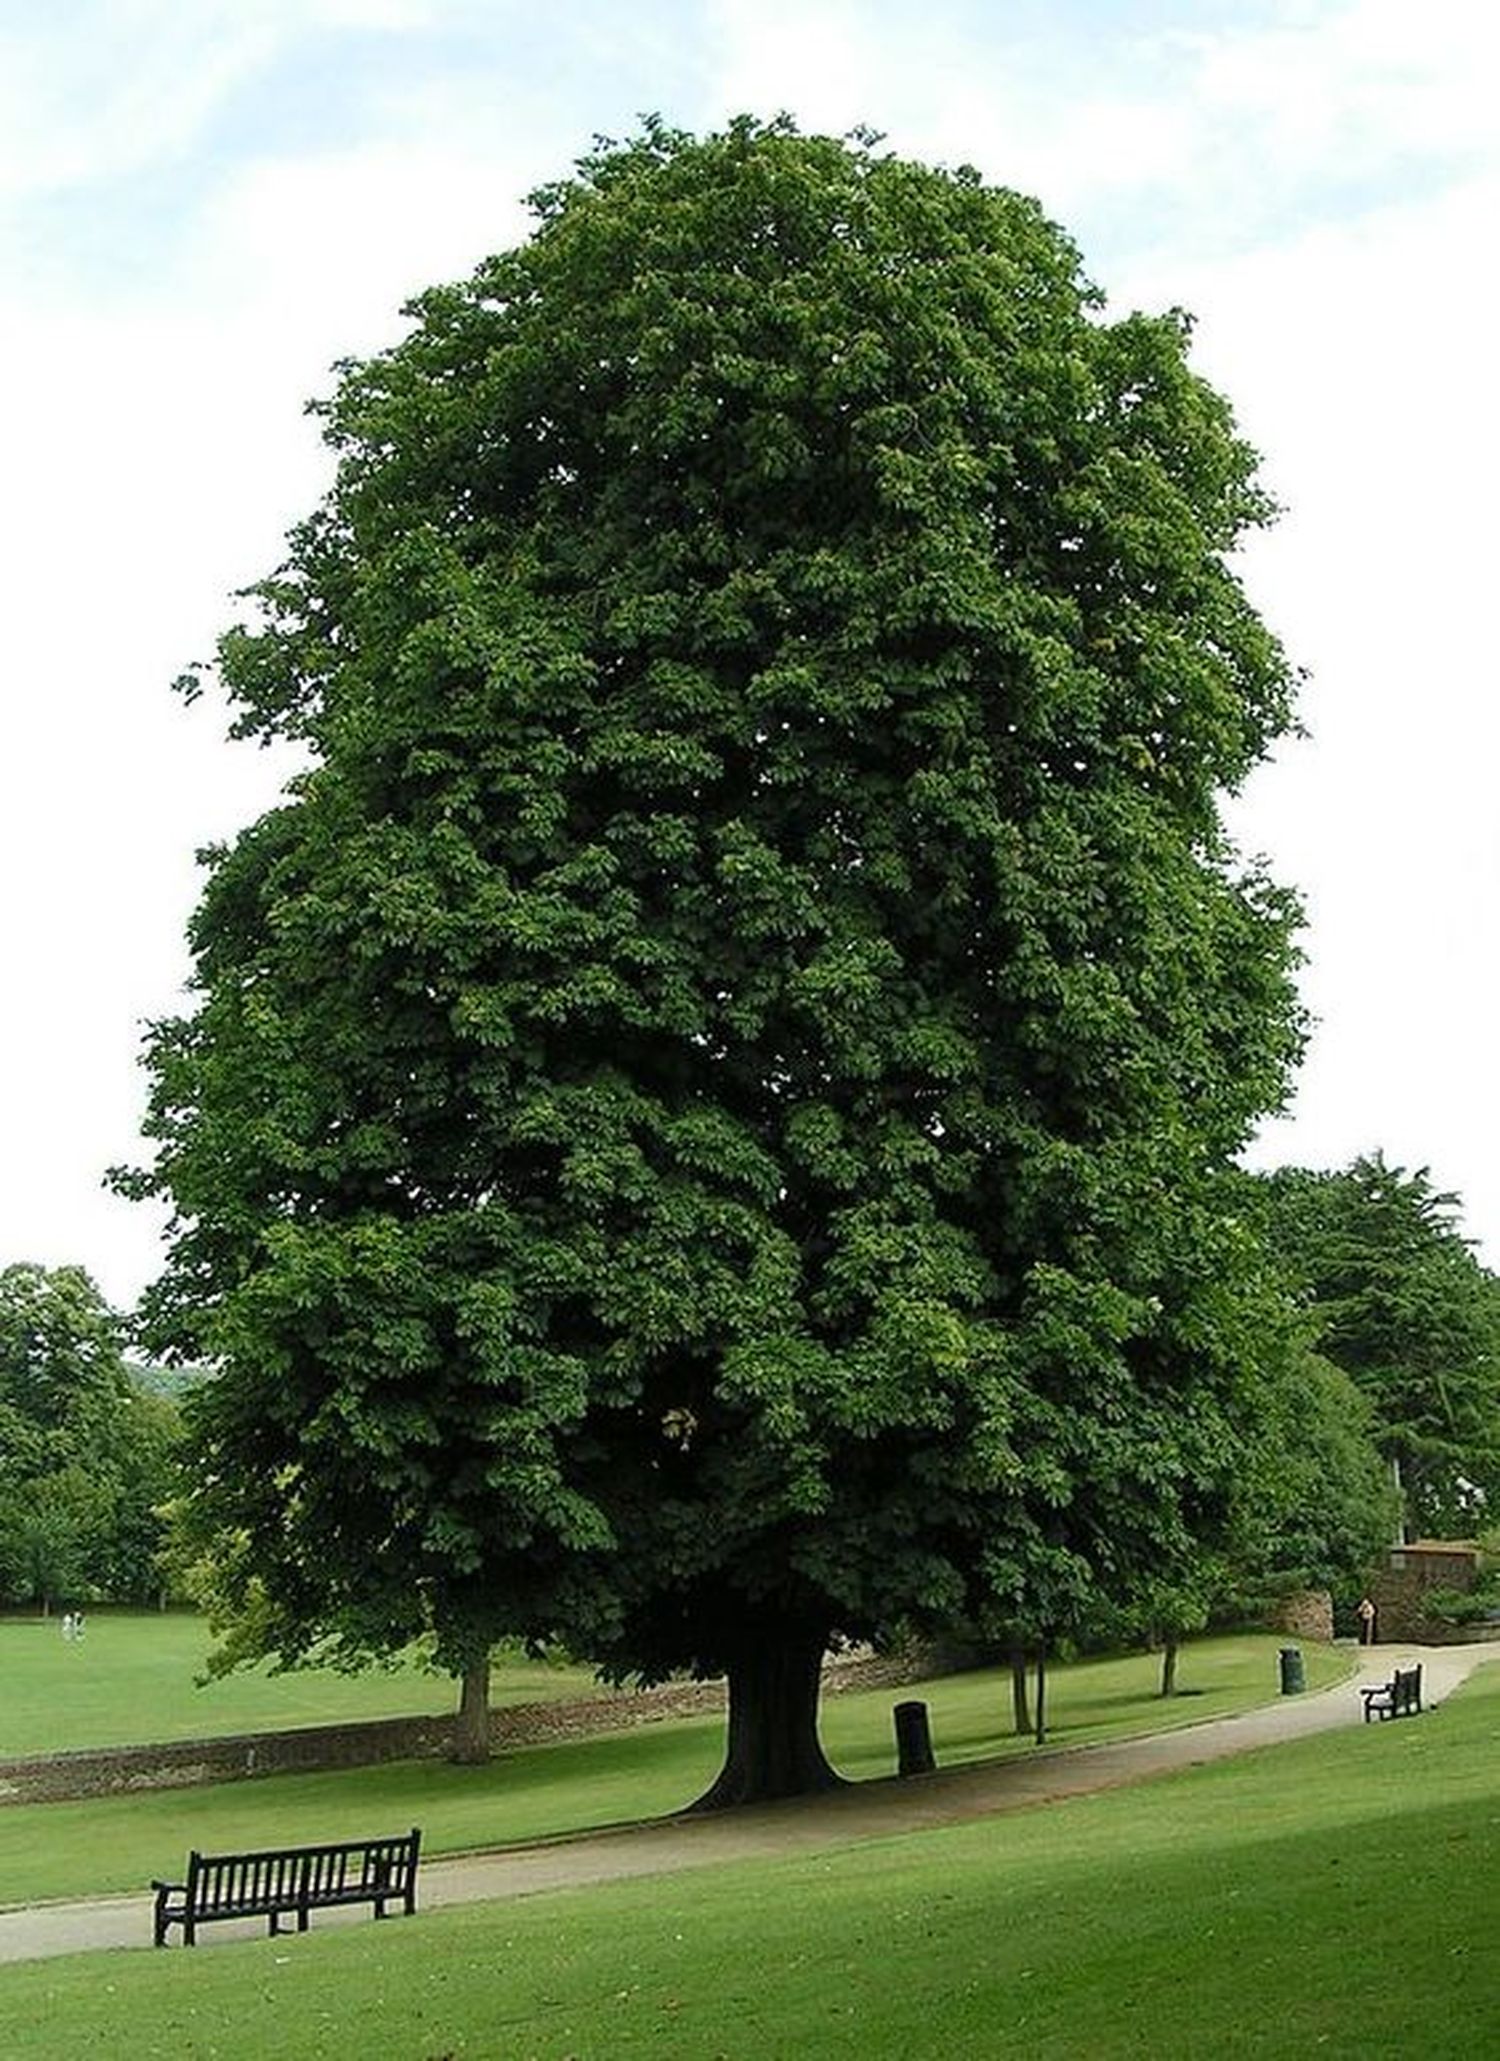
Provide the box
[1368,1540,1482,1641]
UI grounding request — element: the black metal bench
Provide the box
[152,1827,421,1946]
[1360,1664,1422,1723]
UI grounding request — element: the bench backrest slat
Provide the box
[306,1847,347,1901]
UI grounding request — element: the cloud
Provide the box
[0,0,447,211]
[0,6,277,202]
[702,0,1498,258]
[1181,0,1499,170]
[1181,168,1500,1252]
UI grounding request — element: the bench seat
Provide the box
[1360,1664,1422,1723]
[153,1828,421,1946]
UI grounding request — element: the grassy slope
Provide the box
[0,1658,1495,2057]
[0,1636,1343,1907]
[0,1614,599,1758]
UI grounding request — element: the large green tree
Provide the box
[124,120,1303,1803]
[1250,1156,1500,1537]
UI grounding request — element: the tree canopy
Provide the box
[1090,1236,1397,1695]
[124,119,1304,1802]
[1250,1155,1500,1537]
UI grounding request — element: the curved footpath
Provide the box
[3,1642,1495,1968]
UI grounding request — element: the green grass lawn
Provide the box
[0,1612,600,1757]
[1,1653,1495,2056]
[0,1634,1344,1907]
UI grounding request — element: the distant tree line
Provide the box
[0,1263,181,1613]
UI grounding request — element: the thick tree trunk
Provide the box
[1009,1644,1031,1735]
[1159,1635,1179,1699]
[688,1628,844,1810]
[451,1654,492,1765]
[1034,1643,1048,1746]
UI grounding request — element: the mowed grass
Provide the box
[0,1635,1343,1906]
[0,1613,599,1757]
[3,1659,1497,2057]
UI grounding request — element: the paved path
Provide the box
[3,1643,1494,1967]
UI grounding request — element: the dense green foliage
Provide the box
[0,1264,179,1609]
[1251,1156,1500,1535]
[1236,1352,1399,1593]
[1093,1247,1397,1673]
[124,119,1304,1796]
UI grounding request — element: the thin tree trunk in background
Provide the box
[452,1654,492,1765]
[1160,1635,1179,1698]
[1010,1644,1031,1735]
[1034,1643,1048,1746]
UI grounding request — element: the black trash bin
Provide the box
[1278,1646,1305,1695]
[894,1699,936,1776]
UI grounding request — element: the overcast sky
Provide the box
[3,0,1497,1311]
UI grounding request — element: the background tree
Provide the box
[1250,1157,1500,1537]
[1080,1203,1396,1697]
[1116,1348,1396,1689]
[0,1263,181,1609]
[1234,1352,1400,1597]
[123,119,1304,1805]
[0,1468,107,1616]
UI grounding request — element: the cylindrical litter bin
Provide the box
[1278,1646,1305,1695]
[894,1699,936,1776]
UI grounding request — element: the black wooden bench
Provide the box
[1360,1664,1422,1723]
[152,1827,421,1946]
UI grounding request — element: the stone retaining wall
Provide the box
[1404,1620,1500,1646]
[1268,1589,1334,1642]
[0,1646,945,1807]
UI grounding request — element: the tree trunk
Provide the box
[688,1628,844,1810]
[1159,1635,1179,1699]
[1034,1643,1048,1746]
[451,1654,492,1765]
[1009,1643,1031,1735]
[1392,1454,1410,1543]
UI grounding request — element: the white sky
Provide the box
[3,0,1497,1310]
